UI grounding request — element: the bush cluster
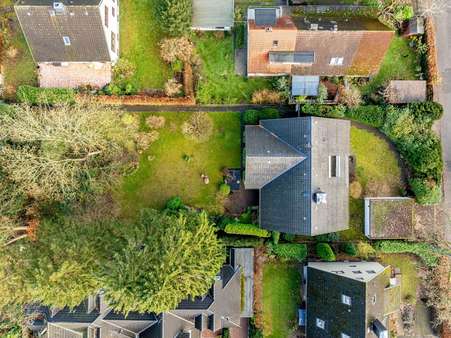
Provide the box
[220,235,263,248]
[243,108,280,125]
[316,243,336,261]
[16,86,75,105]
[340,242,358,256]
[251,89,282,104]
[269,243,307,262]
[219,183,231,196]
[224,223,271,238]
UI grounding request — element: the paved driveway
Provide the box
[433,7,451,243]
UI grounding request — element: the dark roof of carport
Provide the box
[255,8,277,26]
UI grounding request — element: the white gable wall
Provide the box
[99,0,119,63]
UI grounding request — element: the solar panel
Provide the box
[255,8,277,26]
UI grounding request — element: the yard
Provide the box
[262,261,301,338]
[379,253,420,304]
[2,5,37,100]
[340,126,404,240]
[362,36,420,97]
[117,112,241,217]
[119,0,169,90]
[194,33,272,104]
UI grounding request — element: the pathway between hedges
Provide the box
[121,104,295,114]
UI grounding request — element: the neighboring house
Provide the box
[26,254,251,338]
[15,0,119,88]
[246,7,394,95]
[386,80,427,104]
[364,197,415,239]
[192,0,234,31]
[244,117,350,236]
[304,261,401,338]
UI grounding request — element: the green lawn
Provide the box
[3,14,37,100]
[195,33,272,104]
[262,261,300,338]
[379,253,420,304]
[120,0,169,90]
[117,112,241,217]
[340,126,403,240]
[362,36,419,96]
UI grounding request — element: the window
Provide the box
[352,270,362,274]
[341,334,351,338]
[316,318,325,329]
[104,5,108,27]
[366,270,376,274]
[111,31,116,53]
[329,155,340,178]
[112,6,115,17]
[341,294,352,306]
[372,295,377,304]
[63,36,71,46]
[332,270,345,274]
[330,57,344,66]
[272,40,278,47]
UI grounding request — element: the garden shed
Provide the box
[386,80,426,104]
[192,0,234,31]
[364,197,415,239]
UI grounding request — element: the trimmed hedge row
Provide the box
[303,102,444,205]
[17,85,75,105]
[243,108,280,125]
[224,223,271,238]
[270,243,307,262]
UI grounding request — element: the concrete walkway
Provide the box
[433,8,451,243]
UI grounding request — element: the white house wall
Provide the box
[99,0,119,63]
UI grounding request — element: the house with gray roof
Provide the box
[304,261,401,338]
[192,0,234,31]
[15,0,119,88]
[244,116,350,235]
[26,257,250,338]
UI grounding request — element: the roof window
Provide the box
[63,36,71,46]
[316,318,325,329]
[341,294,351,306]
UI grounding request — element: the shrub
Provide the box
[219,183,231,196]
[314,232,340,242]
[345,105,386,128]
[339,85,362,107]
[316,243,336,261]
[223,328,230,338]
[356,241,376,259]
[220,235,263,248]
[302,103,346,118]
[181,112,213,142]
[112,59,135,83]
[270,243,307,262]
[375,241,448,267]
[282,233,295,242]
[158,0,192,37]
[165,196,184,211]
[316,83,328,104]
[164,79,183,97]
[224,223,271,238]
[272,76,290,101]
[341,242,358,256]
[350,181,363,199]
[251,89,282,104]
[409,178,442,205]
[409,101,443,127]
[239,209,252,224]
[16,86,75,105]
[145,115,166,129]
[243,108,281,125]
[272,231,280,244]
[160,37,194,63]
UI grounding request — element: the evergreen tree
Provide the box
[158,0,192,37]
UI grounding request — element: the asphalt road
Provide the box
[433,7,451,242]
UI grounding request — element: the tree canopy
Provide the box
[158,0,192,37]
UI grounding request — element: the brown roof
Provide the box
[247,15,393,76]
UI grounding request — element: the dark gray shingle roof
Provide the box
[245,117,350,235]
[15,5,110,62]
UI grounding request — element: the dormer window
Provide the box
[63,36,71,46]
[341,294,352,306]
[330,57,344,66]
[272,40,278,47]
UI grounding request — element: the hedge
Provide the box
[282,233,295,242]
[409,178,442,205]
[270,243,307,262]
[341,242,358,256]
[220,235,263,248]
[224,223,271,238]
[375,241,450,268]
[16,85,75,105]
[272,231,280,244]
[243,108,280,125]
[316,243,336,261]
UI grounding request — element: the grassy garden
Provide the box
[119,0,170,90]
[361,36,420,97]
[340,126,404,240]
[118,112,241,217]
[194,33,272,104]
[262,261,301,338]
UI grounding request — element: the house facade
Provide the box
[26,260,249,338]
[246,7,394,96]
[15,0,119,88]
[244,116,350,236]
[304,261,401,338]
